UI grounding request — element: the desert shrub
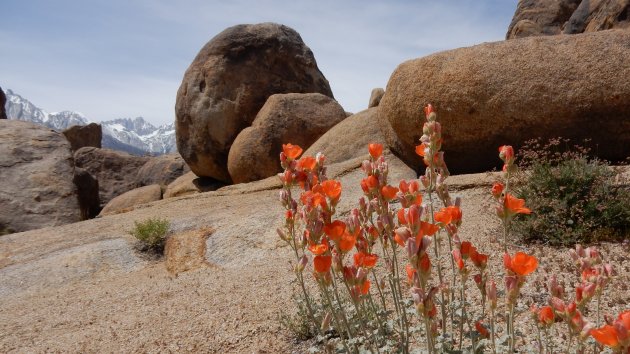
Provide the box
[514,138,630,246]
[129,217,170,252]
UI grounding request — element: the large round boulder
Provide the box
[379,29,630,174]
[507,0,630,39]
[135,153,190,188]
[99,184,162,216]
[0,120,81,233]
[175,23,333,183]
[74,147,150,208]
[304,107,387,164]
[227,93,346,183]
[62,123,102,152]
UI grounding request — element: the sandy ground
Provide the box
[1,155,628,353]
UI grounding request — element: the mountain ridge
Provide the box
[4,89,176,155]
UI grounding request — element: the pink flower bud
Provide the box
[406,237,418,258]
[551,297,566,313]
[276,228,286,241]
[420,175,430,188]
[486,280,497,309]
[604,264,615,277]
[575,244,585,257]
[316,152,326,165]
[297,254,308,273]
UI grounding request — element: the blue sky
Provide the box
[1,1,516,126]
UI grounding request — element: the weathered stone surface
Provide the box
[165,228,212,275]
[368,88,385,108]
[0,87,6,120]
[0,120,80,233]
[73,167,100,220]
[175,23,333,182]
[163,172,225,199]
[507,0,630,39]
[99,184,162,216]
[74,147,150,208]
[135,153,190,188]
[62,123,102,152]
[380,30,630,174]
[304,107,387,164]
[227,93,346,183]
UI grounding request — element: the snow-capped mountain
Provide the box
[4,89,176,155]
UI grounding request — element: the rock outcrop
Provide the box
[507,0,630,39]
[99,184,162,216]
[0,120,81,233]
[135,153,190,188]
[175,23,333,183]
[0,87,6,120]
[163,172,225,199]
[73,167,100,220]
[304,107,387,164]
[379,30,630,174]
[74,147,150,208]
[368,88,385,108]
[62,123,102,152]
[227,93,346,183]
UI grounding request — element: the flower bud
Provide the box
[276,228,286,241]
[316,152,326,166]
[321,312,332,331]
[486,280,497,308]
[297,254,308,273]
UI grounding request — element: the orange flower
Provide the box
[339,232,356,253]
[498,145,515,164]
[460,241,473,258]
[314,255,332,273]
[470,248,489,269]
[618,310,630,329]
[504,193,532,215]
[538,306,554,325]
[308,242,328,255]
[354,252,378,268]
[381,185,399,200]
[282,143,303,159]
[452,249,464,270]
[475,321,490,339]
[446,206,462,224]
[491,182,504,198]
[321,180,342,201]
[362,175,379,192]
[323,220,346,242]
[361,280,371,295]
[415,143,427,157]
[420,221,439,237]
[297,156,317,170]
[590,325,620,348]
[434,208,452,225]
[504,251,538,276]
[406,264,416,284]
[300,191,327,209]
[397,208,407,225]
[424,104,434,117]
[368,143,383,159]
[419,253,431,274]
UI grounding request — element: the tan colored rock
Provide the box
[74,147,150,208]
[164,228,213,275]
[227,93,346,183]
[135,153,190,188]
[304,107,386,164]
[163,172,225,199]
[380,30,630,174]
[0,120,81,233]
[99,184,162,216]
[507,0,630,39]
[175,23,333,183]
[62,123,102,152]
[368,88,385,108]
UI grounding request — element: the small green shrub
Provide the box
[514,138,630,246]
[129,217,170,252]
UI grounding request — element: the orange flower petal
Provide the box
[308,242,328,256]
[510,251,538,276]
[434,208,452,225]
[505,193,532,215]
[397,208,407,225]
[590,325,620,347]
[323,220,346,242]
[361,280,371,295]
[297,156,317,170]
[538,306,554,325]
[368,143,383,159]
[321,179,342,200]
[415,143,427,157]
[339,232,356,253]
[381,185,399,201]
[314,255,332,273]
[420,221,439,237]
[282,143,303,160]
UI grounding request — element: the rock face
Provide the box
[175,23,333,183]
[368,88,385,108]
[0,120,81,233]
[227,93,346,183]
[507,0,630,39]
[73,167,100,220]
[99,184,162,216]
[163,172,225,199]
[0,87,6,120]
[305,107,387,164]
[379,30,630,174]
[135,153,190,188]
[62,123,102,151]
[74,147,150,208]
